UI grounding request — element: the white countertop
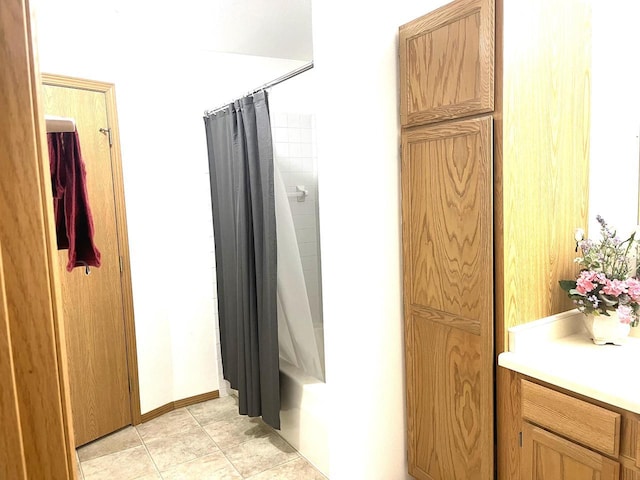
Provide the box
[498,310,640,414]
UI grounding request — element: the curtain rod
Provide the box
[204,61,314,117]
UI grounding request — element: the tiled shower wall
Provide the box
[271,112,323,328]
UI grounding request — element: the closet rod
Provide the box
[45,115,76,133]
[204,61,314,117]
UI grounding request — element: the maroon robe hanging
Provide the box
[48,130,101,271]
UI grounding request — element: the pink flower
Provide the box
[617,305,633,324]
[627,278,640,301]
[576,270,599,294]
[602,279,628,297]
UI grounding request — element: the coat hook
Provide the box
[99,127,112,147]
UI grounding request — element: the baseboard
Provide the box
[139,390,220,424]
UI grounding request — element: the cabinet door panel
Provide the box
[402,116,493,479]
[399,0,494,126]
[523,423,620,480]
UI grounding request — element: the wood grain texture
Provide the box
[0,0,75,477]
[522,422,620,480]
[407,315,485,479]
[404,118,493,321]
[620,411,639,462]
[499,0,591,342]
[41,77,139,446]
[521,380,620,457]
[0,246,27,479]
[497,366,522,480]
[402,117,493,479]
[496,3,590,471]
[399,0,494,126]
[622,468,640,480]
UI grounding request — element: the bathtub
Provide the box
[278,357,329,476]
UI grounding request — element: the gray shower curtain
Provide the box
[204,91,279,429]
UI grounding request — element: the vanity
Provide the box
[498,311,640,479]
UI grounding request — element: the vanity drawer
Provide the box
[521,380,621,456]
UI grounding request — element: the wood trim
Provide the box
[0,1,76,477]
[140,391,220,423]
[40,73,142,425]
[0,247,27,479]
[637,424,640,468]
[492,0,505,355]
[410,305,481,335]
[497,366,521,480]
[620,454,640,474]
[174,390,221,409]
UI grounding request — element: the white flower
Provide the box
[574,228,585,242]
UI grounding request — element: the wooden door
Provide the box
[522,423,620,480]
[399,0,494,127]
[402,116,494,479]
[41,78,137,446]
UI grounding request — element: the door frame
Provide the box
[41,73,142,427]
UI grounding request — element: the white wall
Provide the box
[32,0,306,413]
[589,1,640,238]
[311,1,448,478]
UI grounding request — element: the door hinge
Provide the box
[519,431,523,447]
[99,127,112,147]
[119,255,123,273]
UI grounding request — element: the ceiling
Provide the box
[113,0,314,61]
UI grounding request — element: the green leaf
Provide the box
[559,280,577,292]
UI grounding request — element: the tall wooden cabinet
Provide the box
[399,0,591,478]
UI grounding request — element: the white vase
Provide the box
[583,312,631,345]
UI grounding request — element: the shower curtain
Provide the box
[204,91,280,429]
[273,162,323,380]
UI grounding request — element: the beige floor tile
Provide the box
[245,457,327,480]
[77,426,142,462]
[223,433,298,478]
[203,415,271,450]
[81,446,158,480]
[136,408,200,442]
[144,426,219,471]
[186,395,239,426]
[160,451,242,480]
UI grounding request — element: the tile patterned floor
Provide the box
[75,396,327,480]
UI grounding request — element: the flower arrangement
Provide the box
[559,215,640,327]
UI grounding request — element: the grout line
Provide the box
[133,426,163,479]
[197,411,245,478]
